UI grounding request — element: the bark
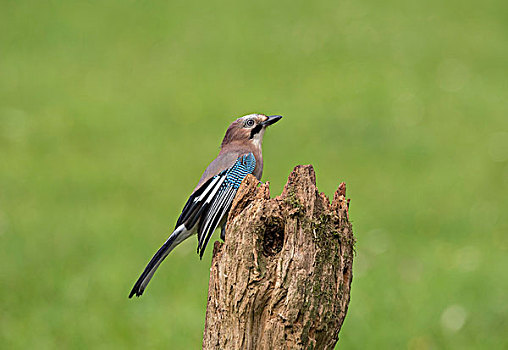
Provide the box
[203,165,355,350]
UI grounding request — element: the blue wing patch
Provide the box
[224,153,256,189]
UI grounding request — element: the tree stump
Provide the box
[203,165,355,350]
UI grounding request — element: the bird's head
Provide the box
[221,114,282,149]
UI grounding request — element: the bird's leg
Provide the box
[220,222,226,241]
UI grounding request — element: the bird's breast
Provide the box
[252,148,263,180]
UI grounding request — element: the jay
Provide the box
[129,114,282,298]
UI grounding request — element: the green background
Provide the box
[1,1,507,349]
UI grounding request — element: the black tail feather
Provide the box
[129,231,179,298]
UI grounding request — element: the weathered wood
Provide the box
[203,165,354,350]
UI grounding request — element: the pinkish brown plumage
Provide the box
[195,114,279,192]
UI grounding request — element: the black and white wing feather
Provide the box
[184,153,256,257]
[129,153,256,297]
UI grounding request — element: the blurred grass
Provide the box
[1,0,507,349]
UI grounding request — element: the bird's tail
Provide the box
[129,225,192,298]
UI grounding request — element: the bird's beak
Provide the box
[262,115,283,126]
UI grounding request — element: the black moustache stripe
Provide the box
[250,124,263,139]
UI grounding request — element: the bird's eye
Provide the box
[245,119,255,127]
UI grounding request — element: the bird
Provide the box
[129,113,282,298]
